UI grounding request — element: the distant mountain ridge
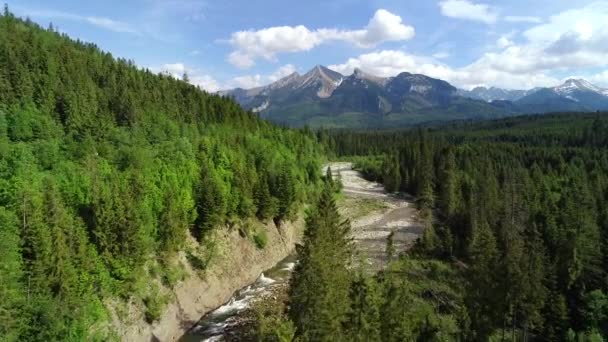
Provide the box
[457,87,538,102]
[221,66,608,128]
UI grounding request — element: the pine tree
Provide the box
[347,274,381,342]
[254,173,277,221]
[289,180,353,341]
[0,207,26,341]
[438,148,459,218]
[466,213,500,340]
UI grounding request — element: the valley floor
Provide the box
[328,162,425,270]
[181,162,425,341]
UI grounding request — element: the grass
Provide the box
[143,284,169,323]
[338,196,389,221]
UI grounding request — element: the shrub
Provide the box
[253,230,268,249]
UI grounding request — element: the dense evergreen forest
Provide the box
[0,8,323,341]
[272,113,607,341]
[3,5,608,342]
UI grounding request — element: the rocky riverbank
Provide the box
[108,217,304,342]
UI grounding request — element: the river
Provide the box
[180,162,423,341]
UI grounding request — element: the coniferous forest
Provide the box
[277,114,607,341]
[0,9,323,340]
[2,5,608,342]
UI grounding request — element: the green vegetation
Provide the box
[258,180,465,341]
[253,229,268,249]
[0,9,322,341]
[321,112,608,340]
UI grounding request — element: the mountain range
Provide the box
[221,65,608,128]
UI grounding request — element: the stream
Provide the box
[180,254,297,342]
[180,162,423,341]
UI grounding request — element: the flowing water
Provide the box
[180,162,423,341]
[180,254,297,342]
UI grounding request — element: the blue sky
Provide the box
[10,0,608,91]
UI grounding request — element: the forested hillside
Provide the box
[307,113,607,340]
[0,8,323,341]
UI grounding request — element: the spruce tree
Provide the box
[0,207,26,341]
[347,274,382,342]
[289,180,352,341]
[466,213,500,340]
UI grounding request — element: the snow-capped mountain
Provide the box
[457,87,537,102]
[553,79,608,98]
[516,79,608,112]
[220,67,608,128]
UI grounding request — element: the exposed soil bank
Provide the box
[173,162,425,341]
[110,217,304,342]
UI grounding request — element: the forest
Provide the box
[263,113,607,341]
[0,8,323,341]
[2,4,608,342]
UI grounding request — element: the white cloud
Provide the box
[587,70,608,87]
[153,63,298,91]
[24,9,139,34]
[432,52,450,59]
[328,49,558,90]
[190,75,221,92]
[524,2,608,43]
[504,16,542,24]
[227,64,298,89]
[85,17,138,34]
[160,63,187,75]
[268,64,297,82]
[474,2,608,76]
[227,9,414,68]
[152,63,221,92]
[496,36,514,49]
[230,74,263,89]
[228,51,256,69]
[338,2,604,89]
[439,0,498,24]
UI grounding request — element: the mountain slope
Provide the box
[457,87,536,102]
[0,10,323,341]
[223,66,508,128]
[516,79,608,112]
[222,67,608,128]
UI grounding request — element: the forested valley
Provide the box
[0,9,323,340]
[261,113,607,341]
[2,5,608,342]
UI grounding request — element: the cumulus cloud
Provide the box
[230,74,263,89]
[190,75,222,92]
[152,63,221,92]
[587,70,608,87]
[477,2,608,76]
[227,64,298,89]
[160,63,187,75]
[328,49,558,90]
[496,36,514,49]
[439,0,498,24]
[329,3,608,90]
[227,9,414,68]
[153,63,300,91]
[268,64,297,82]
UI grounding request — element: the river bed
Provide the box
[180,162,423,341]
[180,254,297,341]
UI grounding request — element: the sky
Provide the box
[10,0,608,91]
